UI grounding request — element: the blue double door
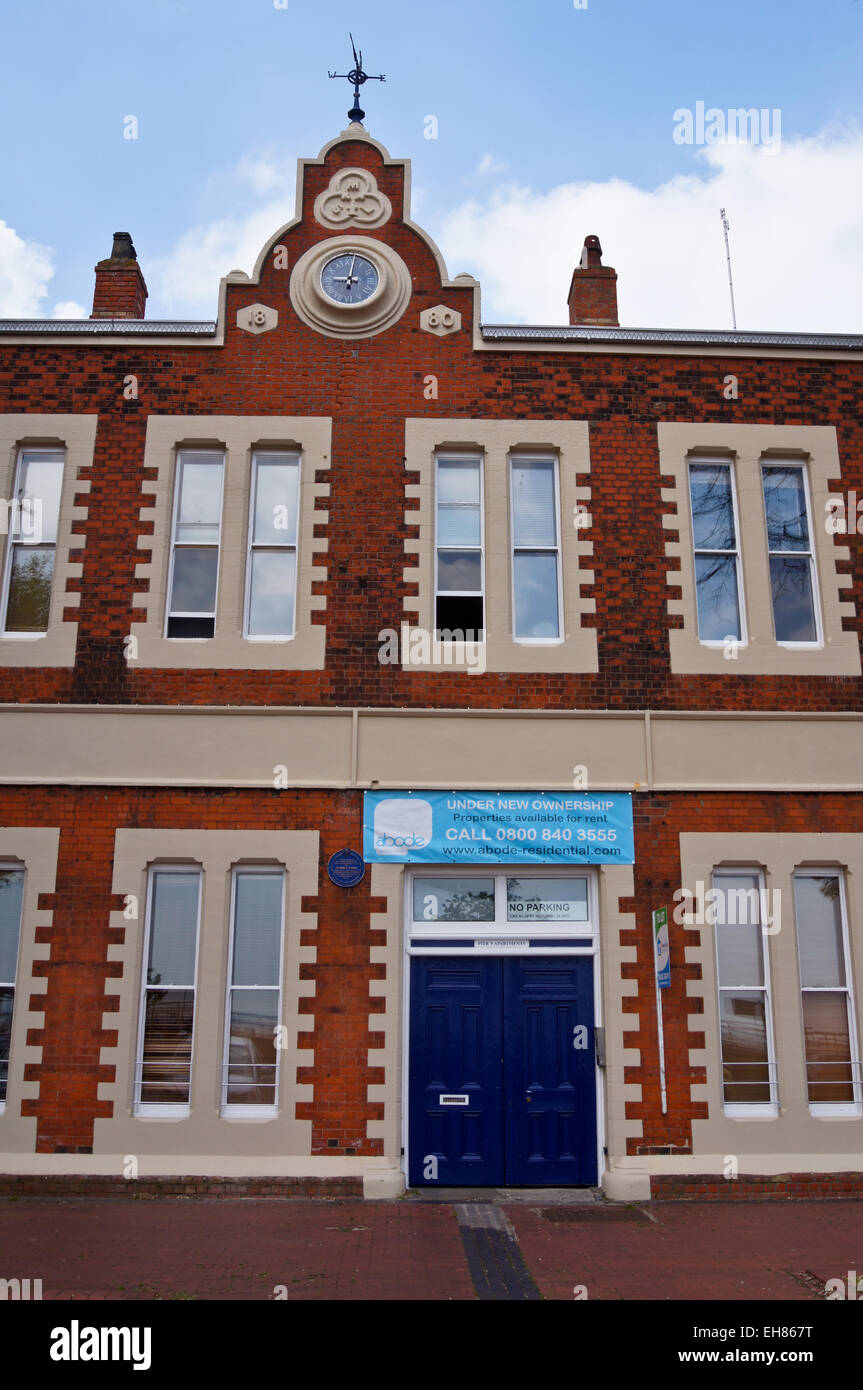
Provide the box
[409,955,598,1187]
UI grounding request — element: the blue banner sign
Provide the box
[363,790,634,865]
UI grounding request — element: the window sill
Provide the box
[809,1103,863,1119]
[133,1104,191,1120]
[1,632,47,641]
[220,1105,279,1121]
[723,1103,778,1120]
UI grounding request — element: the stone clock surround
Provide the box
[289,234,413,340]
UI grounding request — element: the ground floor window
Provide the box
[408,868,593,940]
[0,867,25,1106]
[793,870,861,1112]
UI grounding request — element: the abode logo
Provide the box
[373,798,433,856]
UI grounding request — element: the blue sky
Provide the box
[2,0,863,327]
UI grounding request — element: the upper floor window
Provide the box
[687,460,744,645]
[165,452,225,638]
[435,455,484,640]
[0,449,64,637]
[244,452,300,640]
[510,456,562,642]
[0,867,25,1105]
[761,463,820,644]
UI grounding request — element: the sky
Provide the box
[1,0,862,330]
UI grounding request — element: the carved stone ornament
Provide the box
[420,305,462,337]
[314,167,393,230]
[236,303,278,335]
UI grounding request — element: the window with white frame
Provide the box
[165,451,225,638]
[0,867,25,1105]
[409,868,593,939]
[510,456,562,641]
[244,452,300,640]
[761,463,820,644]
[135,868,201,1112]
[712,869,777,1112]
[1,449,64,636]
[434,455,484,640]
[687,459,744,644]
[793,871,861,1110]
[222,868,284,1113]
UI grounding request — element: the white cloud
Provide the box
[148,154,298,316]
[438,127,863,332]
[475,153,507,177]
[52,301,87,319]
[0,220,55,316]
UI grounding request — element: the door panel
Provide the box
[409,954,597,1187]
[408,957,504,1186]
[503,958,597,1186]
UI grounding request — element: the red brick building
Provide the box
[0,123,861,1199]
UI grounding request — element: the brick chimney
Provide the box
[567,235,619,327]
[91,232,148,319]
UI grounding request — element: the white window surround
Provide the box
[221,866,286,1118]
[660,422,859,676]
[0,416,96,668]
[133,415,330,669]
[682,833,863,1164]
[405,419,596,674]
[711,868,778,1119]
[102,830,317,1155]
[792,868,861,1118]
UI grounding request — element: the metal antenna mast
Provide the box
[328,34,385,125]
[720,207,737,330]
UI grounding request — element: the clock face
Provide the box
[320,252,380,305]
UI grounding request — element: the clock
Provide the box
[320,252,380,305]
[290,235,411,339]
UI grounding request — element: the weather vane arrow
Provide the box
[328,33,385,125]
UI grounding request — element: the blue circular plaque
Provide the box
[327,848,366,888]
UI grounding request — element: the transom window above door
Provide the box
[408,870,593,939]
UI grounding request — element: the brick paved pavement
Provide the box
[1,1197,861,1302]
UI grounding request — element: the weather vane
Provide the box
[328,34,385,125]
